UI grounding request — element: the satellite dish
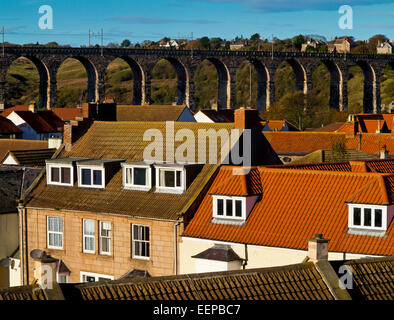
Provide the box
[30,249,46,260]
[0,258,10,268]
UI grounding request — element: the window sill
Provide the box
[210,217,246,225]
[155,187,185,194]
[131,256,150,261]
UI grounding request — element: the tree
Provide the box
[292,35,305,51]
[199,37,210,49]
[121,39,131,48]
[250,33,260,42]
[209,37,222,50]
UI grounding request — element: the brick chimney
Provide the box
[234,107,262,129]
[63,118,94,151]
[307,233,329,263]
[82,102,96,118]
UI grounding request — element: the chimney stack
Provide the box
[307,233,329,263]
[234,107,262,129]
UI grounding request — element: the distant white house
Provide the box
[6,111,61,140]
[159,39,179,49]
[377,41,393,54]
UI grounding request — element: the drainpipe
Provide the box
[242,244,248,269]
[17,205,26,285]
[174,221,181,275]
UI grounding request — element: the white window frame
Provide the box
[46,164,73,187]
[99,221,112,255]
[212,195,246,221]
[77,165,105,189]
[131,224,150,260]
[56,273,70,284]
[47,216,63,250]
[348,204,387,231]
[83,219,95,254]
[155,165,185,194]
[80,271,114,283]
[122,163,152,191]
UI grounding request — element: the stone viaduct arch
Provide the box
[0,47,392,114]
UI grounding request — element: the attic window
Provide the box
[348,204,390,232]
[155,165,185,194]
[77,159,124,189]
[79,167,104,188]
[46,164,73,187]
[213,196,245,220]
[122,163,152,191]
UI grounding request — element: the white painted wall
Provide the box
[180,237,381,275]
[194,111,215,123]
[2,154,19,165]
[9,258,21,287]
[194,258,242,274]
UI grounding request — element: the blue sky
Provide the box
[0,0,393,46]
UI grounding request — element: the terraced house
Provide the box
[180,160,394,274]
[17,108,279,285]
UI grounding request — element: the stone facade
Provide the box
[22,208,182,284]
[0,47,392,113]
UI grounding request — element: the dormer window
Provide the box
[348,204,391,232]
[46,157,88,187]
[122,163,152,191]
[77,159,124,189]
[79,166,105,188]
[213,196,246,220]
[155,165,185,194]
[48,165,72,186]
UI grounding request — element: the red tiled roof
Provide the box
[262,120,299,131]
[0,116,22,135]
[0,105,29,117]
[263,131,394,156]
[270,159,394,174]
[38,111,64,131]
[210,167,262,196]
[51,107,82,121]
[183,166,394,256]
[11,111,57,133]
[311,122,346,132]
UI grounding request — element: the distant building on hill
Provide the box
[328,37,355,53]
[377,41,393,54]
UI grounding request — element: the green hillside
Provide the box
[4,56,394,128]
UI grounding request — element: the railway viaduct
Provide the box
[0,47,393,112]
